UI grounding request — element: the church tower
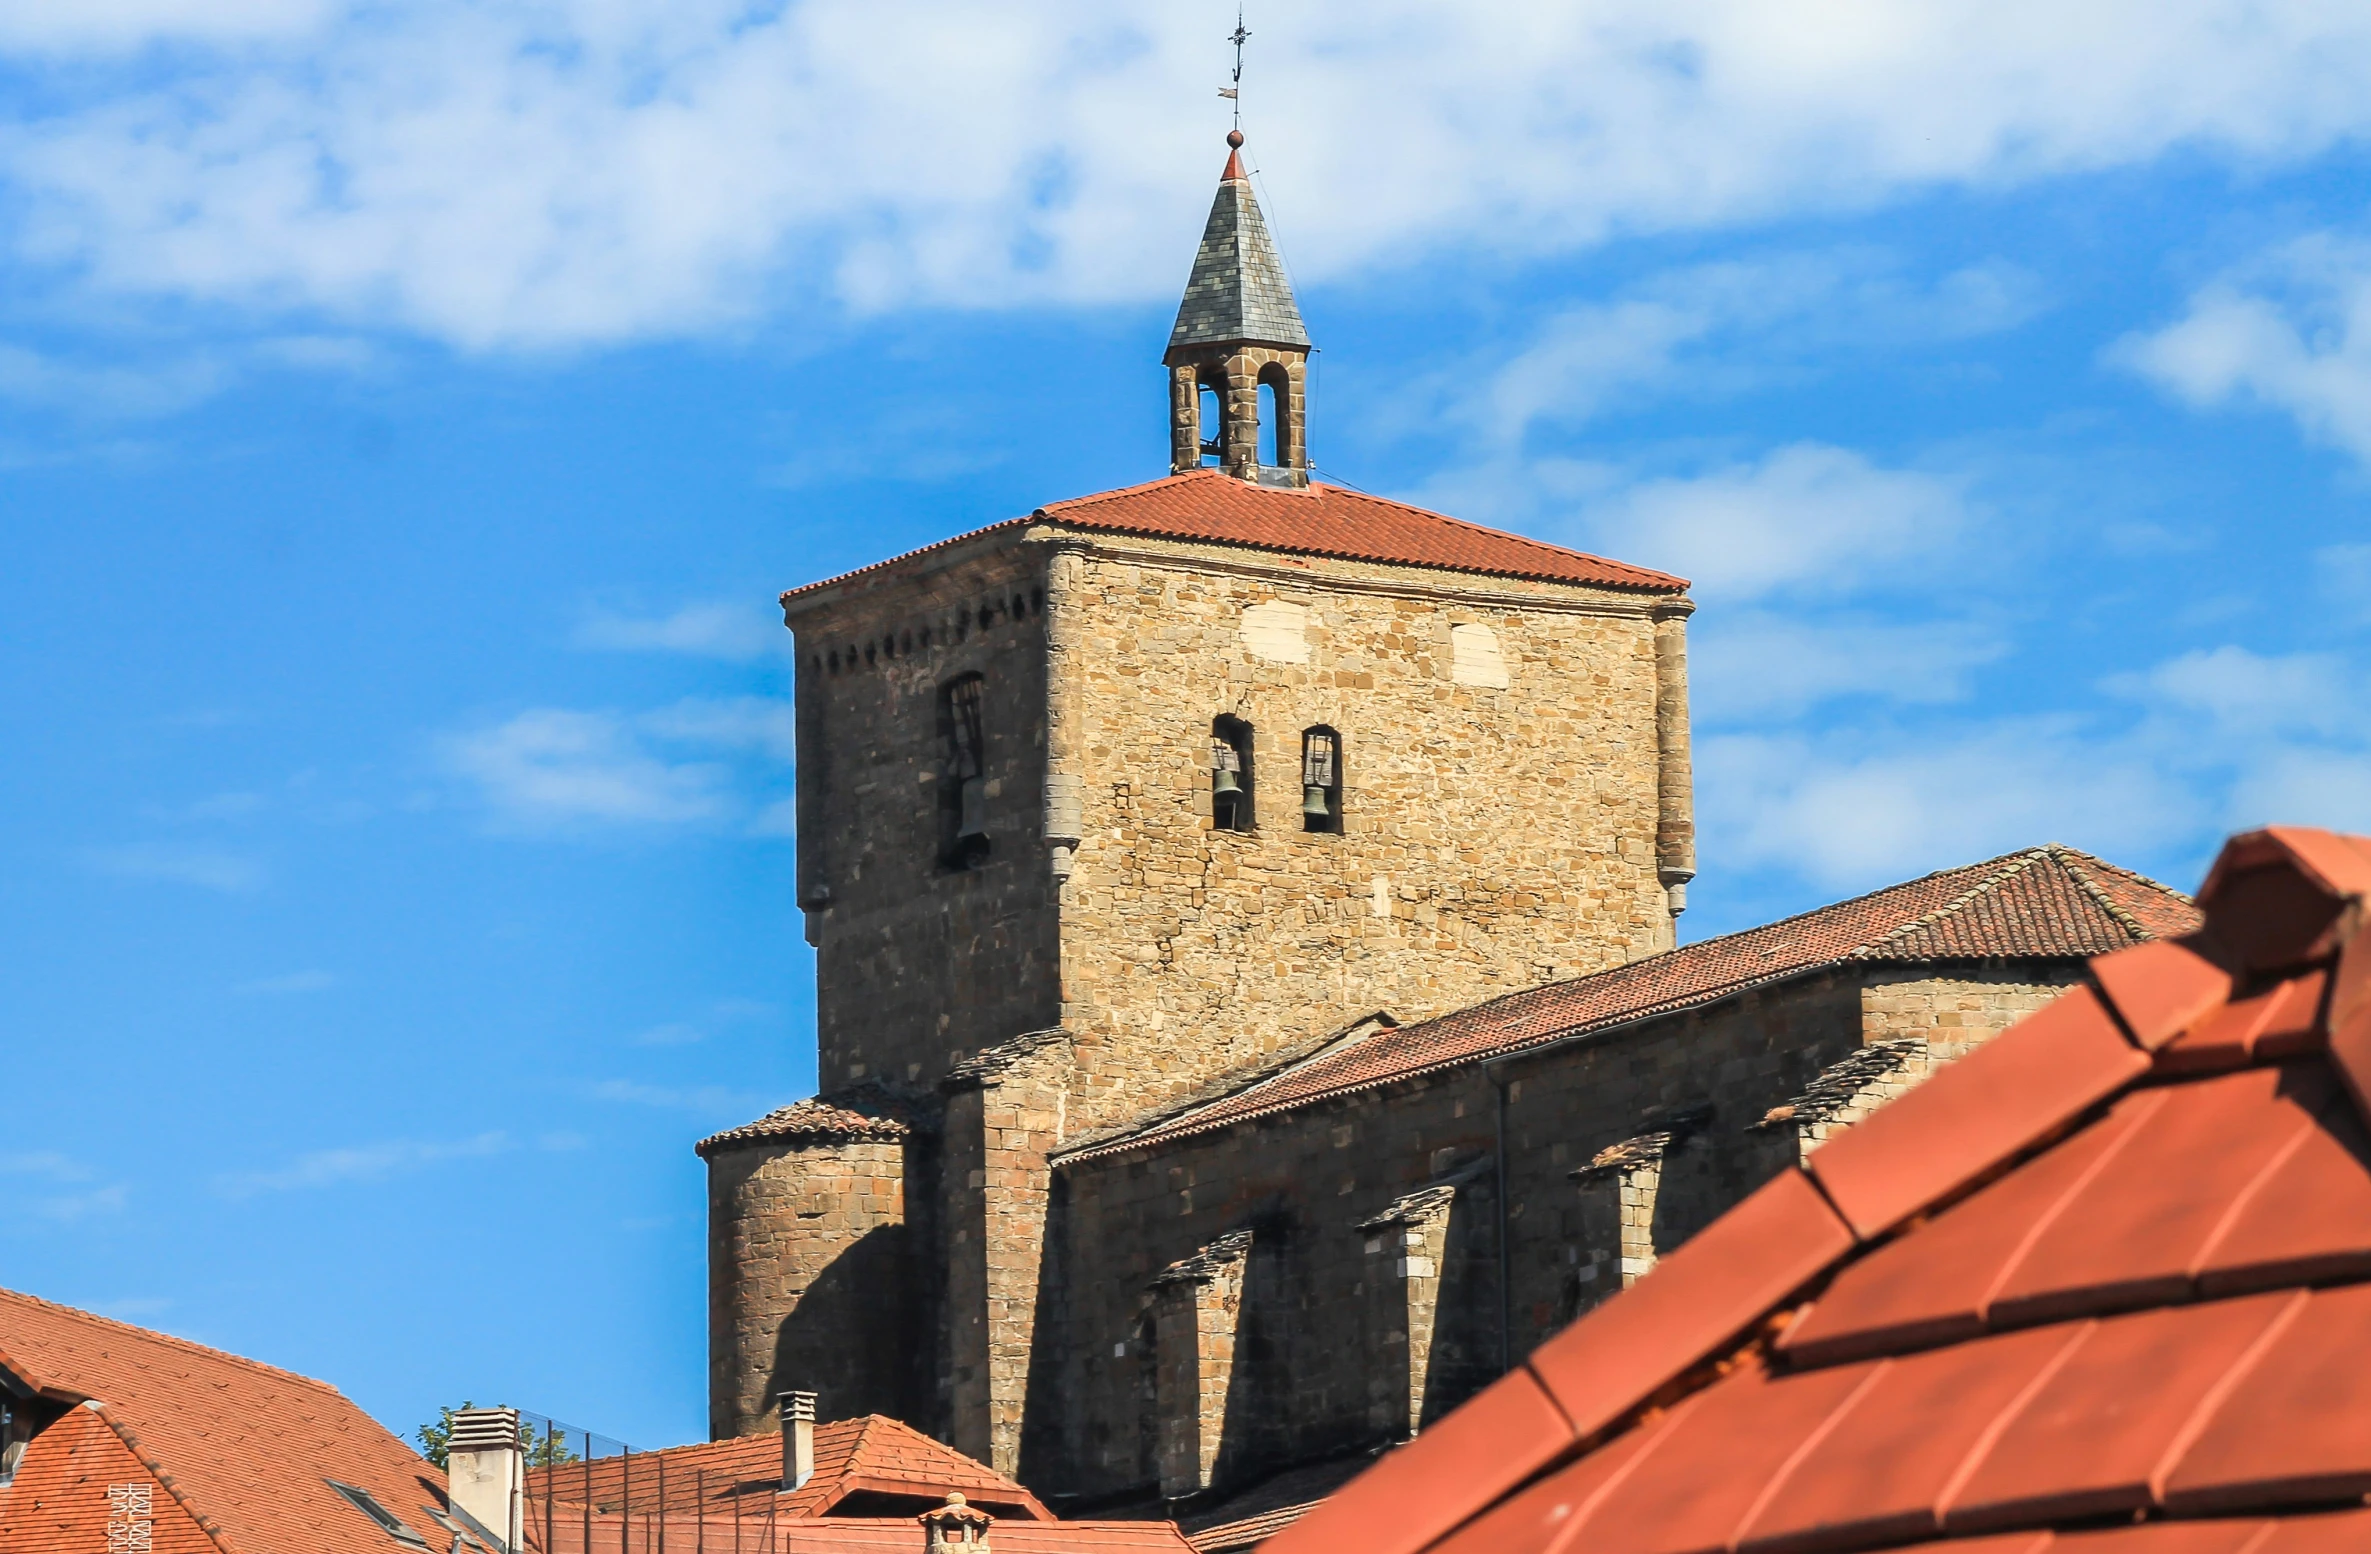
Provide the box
[702,134,1698,1475]
[1166,130,1311,486]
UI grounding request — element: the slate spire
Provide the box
[1164,132,1313,485]
[1167,132,1311,358]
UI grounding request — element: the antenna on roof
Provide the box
[1219,5,1249,128]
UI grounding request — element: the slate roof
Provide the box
[1167,142,1310,356]
[1057,845,2197,1165]
[697,1083,918,1157]
[0,1286,461,1554]
[779,469,1685,610]
[1265,825,2371,1554]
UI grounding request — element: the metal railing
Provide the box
[514,1412,786,1554]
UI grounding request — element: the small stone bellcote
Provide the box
[1166,131,1311,487]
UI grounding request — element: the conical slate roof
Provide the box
[1167,143,1310,357]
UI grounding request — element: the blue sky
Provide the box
[6,1,2371,1454]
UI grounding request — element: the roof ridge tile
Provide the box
[0,1285,341,1399]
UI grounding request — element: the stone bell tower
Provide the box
[1166,130,1310,487]
[705,129,1697,1477]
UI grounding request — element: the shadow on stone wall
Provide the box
[769,1221,914,1423]
[1418,1183,1500,1432]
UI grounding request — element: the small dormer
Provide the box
[1165,131,1312,489]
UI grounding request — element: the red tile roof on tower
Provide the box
[780,470,1687,606]
[1058,844,2198,1164]
[1262,825,2371,1554]
[0,1286,463,1554]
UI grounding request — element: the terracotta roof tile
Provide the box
[0,1285,457,1554]
[697,1083,918,1158]
[1259,826,2371,1554]
[1062,846,2195,1166]
[529,1413,1049,1521]
[780,469,1686,607]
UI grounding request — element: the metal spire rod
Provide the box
[1222,5,1249,130]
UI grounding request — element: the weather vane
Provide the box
[1219,5,1249,132]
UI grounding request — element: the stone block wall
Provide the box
[789,545,1062,1093]
[705,1133,918,1440]
[1048,532,1683,1133]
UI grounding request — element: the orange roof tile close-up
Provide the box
[781,469,1688,607]
[1263,825,2371,1554]
[1062,844,2197,1165]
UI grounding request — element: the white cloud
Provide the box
[4,2,2369,345]
[1583,443,1974,602]
[2120,235,2371,463]
[214,1130,510,1195]
[85,842,264,891]
[442,708,730,825]
[1,1153,130,1222]
[1691,612,2005,722]
[0,342,227,417]
[574,602,780,660]
[1700,643,2371,890]
[640,696,798,761]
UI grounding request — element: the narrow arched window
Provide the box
[1301,726,1342,834]
[939,674,990,869]
[1211,715,1254,833]
[1199,378,1224,466]
[1257,363,1291,469]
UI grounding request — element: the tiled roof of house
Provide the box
[1185,1500,1321,1553]
[1265,824,2371,1554]
[779,470,1686,608]
[527,1416,1195,1552]
[1058,845,2198,1165]
[697,1083,918,1157]
[0,1286,459,1554]
[1168,142,1310,355]
[531,1412,1051,1521]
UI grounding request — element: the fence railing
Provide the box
[513,1412,788,1554]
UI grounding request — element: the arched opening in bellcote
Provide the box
[1257,362,1292,470]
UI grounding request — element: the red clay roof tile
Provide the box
[2092,938,2237,1050]
[2160,1281,2371,1515]
[1526,1168,1857,1442]
[1284,827,2371,1554]
[780,471,1687,606]
[1806,984,2150,1240]
[1258,1366,1576,1554]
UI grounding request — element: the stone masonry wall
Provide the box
[706,1135,914,1440]
[1048,531,1682,1133]
[791,545,1060,1093]
[1026,967,1890,1501]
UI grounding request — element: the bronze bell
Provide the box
[957,777,988,839]
[1303,783,1331,819]
[1213,767,1243,797]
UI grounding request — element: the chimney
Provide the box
[920,1491,994,1551]
[779,1391,817,1490]
[445,1406,523,1552]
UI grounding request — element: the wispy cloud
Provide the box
[236,969,337,994]
[2119,233,2371,465]
[589,1079,757,1114]
[214,1131,512,1196]
[574,603,781,660]
[85,843,264,892]
[2,1153,129,1222]
[441,697,793,832]
[628,1022,705,1046]
[1,4,2365,347]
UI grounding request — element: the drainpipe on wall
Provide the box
[1492,1069,1513,1377]
[446,1407,523,1553]
[780,1390,817,1490]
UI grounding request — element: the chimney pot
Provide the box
[778,1391,817,1490]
